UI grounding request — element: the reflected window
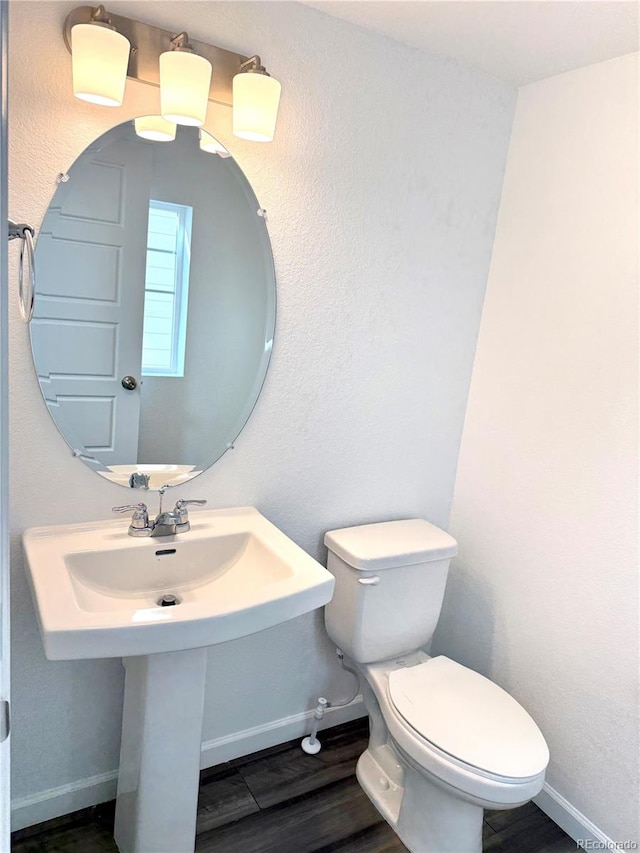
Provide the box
[141,200,193,377]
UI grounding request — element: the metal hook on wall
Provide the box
[8,219,36,323]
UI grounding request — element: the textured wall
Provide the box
[8,0,515,810]
[435,54,639,843]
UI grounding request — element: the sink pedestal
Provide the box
[114,648,207,853]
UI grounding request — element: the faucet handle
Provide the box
[112,503,149,530]
[174,499,207,524]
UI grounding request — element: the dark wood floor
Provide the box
[12,718,576,853]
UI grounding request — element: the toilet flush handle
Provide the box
[358,576,380,585]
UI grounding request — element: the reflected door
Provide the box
[31,138,151,465]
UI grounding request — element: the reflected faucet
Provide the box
[128,472,150,489]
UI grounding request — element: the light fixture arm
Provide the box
[239,55,270,76]
[169,31,195,53]
[88,4,114,28]
[63,5,254,107]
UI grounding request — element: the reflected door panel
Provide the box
[32,139,151,463]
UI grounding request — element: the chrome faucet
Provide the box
[113,498,207,537]
[152,499,207,536]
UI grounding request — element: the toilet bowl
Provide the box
[323,519,549,853]
[356,652,548,852]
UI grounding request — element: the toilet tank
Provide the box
[324,519,457,663]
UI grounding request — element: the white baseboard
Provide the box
[11,697,365,831]
[534,783,616,848]
[200,694,364,767]
[11,770,119,832]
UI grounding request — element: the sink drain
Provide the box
[157,594,181,607]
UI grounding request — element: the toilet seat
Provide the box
[388,656,549,781]
[361,655,548,807]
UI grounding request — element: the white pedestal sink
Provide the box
[23,507,335,853]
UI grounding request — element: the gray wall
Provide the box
[8,0,515,820]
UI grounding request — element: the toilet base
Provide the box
[357,746,483,853]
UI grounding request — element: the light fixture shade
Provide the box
[199,130,231,157]
[71,23,130,107]
[160,50,212,127]
[232,72,281,142]
[135,115,177,142]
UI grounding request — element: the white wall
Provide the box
[8,0,515,821]
[435,54,639,844]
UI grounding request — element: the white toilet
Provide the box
[324,519,549,853]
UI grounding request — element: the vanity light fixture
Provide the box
[199,130,231,157]
[63,6,282,141]
[134,115,177,142]
[233,56,281,142]
[160,32,212,127]
[70,5,130,106]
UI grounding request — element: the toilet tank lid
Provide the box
[324,519,457,570]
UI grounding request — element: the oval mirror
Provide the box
[30,120,276,490]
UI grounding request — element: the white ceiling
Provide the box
[302,1,639,86]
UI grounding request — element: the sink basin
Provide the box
[23,506,334,660]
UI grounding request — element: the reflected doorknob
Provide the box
[121,376,138,390]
